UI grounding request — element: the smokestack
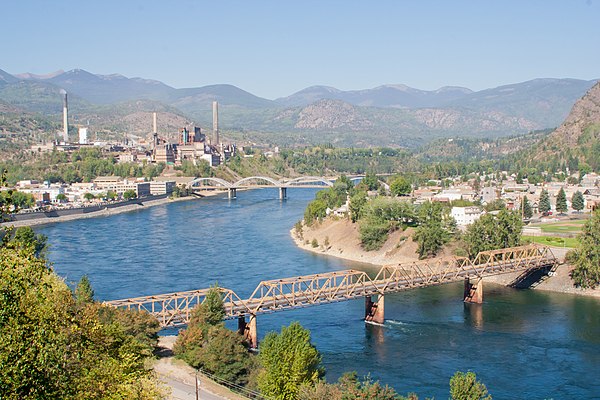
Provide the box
[153,112,157,134]
[61,90,68,143]
[212,101,219,146]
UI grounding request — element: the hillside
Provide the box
[531,82,600,170]
[1,67,597,147]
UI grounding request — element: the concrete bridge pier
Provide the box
[279,187,287,200]
[365,294,385,324]
[464,277,483,303]
[228,188,237,199]
[238,314,258,349]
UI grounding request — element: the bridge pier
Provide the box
[365,294,385,324]
[464,277,483,304]
[238,314,258,349]
[279,187,287,200]
[228,188,237,199]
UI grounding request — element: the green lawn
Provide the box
[522,235,579,248]
[532,219,587,234]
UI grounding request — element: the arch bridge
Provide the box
[106,244,558,349]
[187,175,336,199]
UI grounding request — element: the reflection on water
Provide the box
[37,189,600,399]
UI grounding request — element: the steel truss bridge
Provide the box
[105,244,558,346]
[186,175,386,199]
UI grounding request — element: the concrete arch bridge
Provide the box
[187,175,360,199]
[106,244,558,349]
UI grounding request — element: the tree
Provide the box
[539,189,551,215]
[568,209,600,288]
[362,172,380,191]
[521,196,533,220]
[106,190,118,201]
[0,239,164,399]
[556,188,568,214]
[349,191,368,223]
[413,201,453,259]
[55,193,67,202]
[572,191,585,213]
[174,286,252,386]
[83,192,95,202]
[258,321,324,399]
[75,275,94,305]
[449,371,492,400]
[390,176,412,196]
[123,189,137,200]
[463,210,522,259]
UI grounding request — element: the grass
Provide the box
[532,219,587,234]
[522,235,579,248]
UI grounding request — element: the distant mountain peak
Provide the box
[14,70,64,80]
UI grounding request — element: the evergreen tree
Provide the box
[539,189,551,215]
[556,188,568,214]
[568,209,600,288]
[258,322,324,400]
[571,191,585,213]
[75,275,94,305]
[521,196,533,220]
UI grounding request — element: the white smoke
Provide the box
[60,89,67,95]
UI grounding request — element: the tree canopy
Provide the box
[463,210,522,259]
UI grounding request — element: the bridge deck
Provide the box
[105,245,557,327]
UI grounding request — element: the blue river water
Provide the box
[37,189,600,399]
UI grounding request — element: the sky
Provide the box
[2,0,599,99]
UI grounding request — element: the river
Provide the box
[37,189,600,399]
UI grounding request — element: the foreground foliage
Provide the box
[568,209,600,288]
[449,371,492,400]
[258,322,324,400]
[0,233,163,399]
[174,286,253,387]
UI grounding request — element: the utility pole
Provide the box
[195,370,199,400]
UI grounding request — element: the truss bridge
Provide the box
[105,244,558,348]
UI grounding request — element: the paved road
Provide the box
[159,373,224,400]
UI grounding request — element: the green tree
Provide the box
[83,192,95,202]
[304,199,328,225]
[571,191,585,213]
[521,196,533,220]
[449,371,492,400]
[123,189,137,200]
[556,187,568,214]
[390,176,412,196]
[174,286,252,386]
[413,201,453,259]
[258,321,324,400]
[55,193,67,202]
[539,189,551,215]
[362,172,379,191]
[75,275,94,305]
[106,190,118,200]
[463,210,522,259]
[349,190,368,223]
[568,209,600,288]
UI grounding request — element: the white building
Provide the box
[78,127,88,144]
[451,206,483,228]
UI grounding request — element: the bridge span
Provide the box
[186,175,369,199]
[105,244,558,348]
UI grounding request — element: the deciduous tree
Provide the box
[258,322,324,400]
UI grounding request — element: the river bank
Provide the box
[1,192,226,228]
[291,217,600,298]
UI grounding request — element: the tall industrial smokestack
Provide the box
[212,101,219,146]
[153,112,157,134]
[61,89,68,143]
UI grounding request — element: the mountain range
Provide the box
[0,67,597,147]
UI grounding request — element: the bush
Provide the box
[311,238,319,248]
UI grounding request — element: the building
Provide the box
[451,206,483,228]
[150,181,176,195]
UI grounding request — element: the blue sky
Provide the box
[2,0,599,99]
